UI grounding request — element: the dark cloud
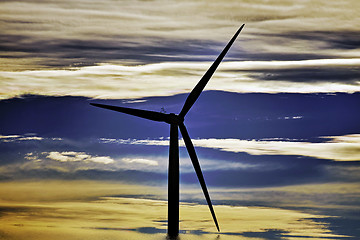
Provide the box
[0,33,234,68]
[187,161,326,188]
[247,67,360,83]
[6,168,167,184]
[240,229,288,240]
[238,52,334,61]
[254,30,360,51]
[0,206,49,219]
[0,32,342,70]
[288,31,360,50]
[313,217,360,240]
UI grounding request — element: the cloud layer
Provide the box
[1,59,359,100]
[0,180,355,239]
[0,93,359,187]
[1,0,359,99]
[101,134,360,162]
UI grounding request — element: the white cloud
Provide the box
[51,137,63,141]
[46,151,114,164]
[189,136,360,161]
[47,152,72,162]
[18,136,44,141]
[90,156,115,164]
[102,134,360,162]
[122,158,158,166]
[222,59,360,70]
[0,134,63,143]
[24,153,38,161]
[0,135,21,139]
[0,134,44,142]
[1,59,359,100]
[191,158,260,171]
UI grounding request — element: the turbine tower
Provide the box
[91,24,244,238]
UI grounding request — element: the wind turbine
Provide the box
[91,24,245,238]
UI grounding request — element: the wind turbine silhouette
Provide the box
[91,24,244,238]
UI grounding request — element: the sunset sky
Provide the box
[1,0,360,239]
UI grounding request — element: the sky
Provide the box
[1,0,360,239]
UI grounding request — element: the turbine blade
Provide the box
[90,103,168,122]
[179,123,220,232]
[179,24,245,118]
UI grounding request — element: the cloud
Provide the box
[101,134,360,162]
[0,180,358,238]
[11,151,167,175]
[0,180,164,202]
[0,135,259,181]
[0,180,349,240]
[268,30,360,51]
[0,134,44,142]
[46,151,114,164]
[0,134,64,143]
[0,135,21,140]
[122,158,158,166]
[100,138,261,171]
[0,132,358,187]
[1,0,360,99]
[1,59,359,100]
[90,156,114,164]
[190,135,360,161]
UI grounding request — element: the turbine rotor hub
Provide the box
[165,113,184,125]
